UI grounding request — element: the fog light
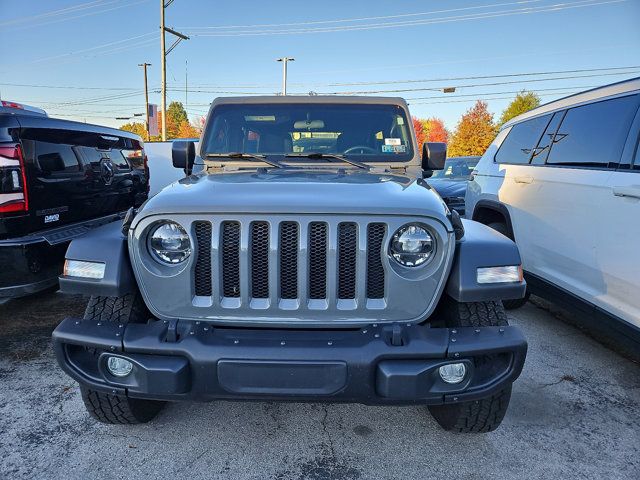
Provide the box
[106,356,133,377]
[439,363,467,384]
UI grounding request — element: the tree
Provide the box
[177,119,201,139]
[155,101,190,140]
[448,101,497,157]
[413,116,427,151]
[422,117,449,144]
[120,121,147,140]
[499,90,540,126]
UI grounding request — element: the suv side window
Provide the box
[546,94,639,169]
[36,141,80,174]
[494,114,551,164]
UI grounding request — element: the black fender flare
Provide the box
[59,220,136,297]
[471,200,515,240]
[445,219,526,302]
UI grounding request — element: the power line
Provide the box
[1,0,152,31]
[179,0,544,30]
[319,70,640,95]
[0,0,111,27]
[185,0,626,37]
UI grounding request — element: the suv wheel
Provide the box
[79,293,165,424]
[428,298,513,433]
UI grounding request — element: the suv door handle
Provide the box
[612,186,640,199]
[514,176,533,184]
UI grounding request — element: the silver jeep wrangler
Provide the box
[53,96,527,432]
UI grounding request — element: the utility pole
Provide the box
[160,0,189,141]
[276,57,294,95]
[138,63,151,139]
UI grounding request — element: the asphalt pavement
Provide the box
[0,291,638,480]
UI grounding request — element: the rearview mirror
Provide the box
[422,142,446,176]
[172,141,195,174]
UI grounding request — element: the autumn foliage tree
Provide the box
[413,116,449,152]
[499,90,541,126]
[448,101,497,157]
[120,101,201,141]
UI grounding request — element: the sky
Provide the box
[0,0,639,132]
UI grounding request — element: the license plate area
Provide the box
[217,360,347,396]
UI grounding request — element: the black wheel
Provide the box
[486,222,529,310]
[428,298,513,433]
[80,293,165,424]
[502,291,531,310]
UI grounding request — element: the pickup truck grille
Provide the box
[192,218,386,308]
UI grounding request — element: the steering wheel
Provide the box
[343,145,378,155]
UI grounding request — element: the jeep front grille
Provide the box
[193,218,387,308]
[131,214,453,326]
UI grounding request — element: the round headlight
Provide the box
[389,224,434,267]
[148,221,191,264]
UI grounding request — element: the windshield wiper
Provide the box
[206,152,286,169]
[285,152,370,170]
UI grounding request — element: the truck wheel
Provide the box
[502,292,530,310]
[428,298,513,433]
[80,293,165,424]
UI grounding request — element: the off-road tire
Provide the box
[486,221,529,310]
[80,387,165,424]
[80,293,165,424]
[428,298,513,433]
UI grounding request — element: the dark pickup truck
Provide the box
[0,101,149,300]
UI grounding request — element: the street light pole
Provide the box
[138,62,151,139]
[160,0,189,141]
[276,57,294,95]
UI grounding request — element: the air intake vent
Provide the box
[308,222,328,299]
[250,221,269,299]
[279,222,298,299]
[194,221,212,296]
[366,223,386,299]
[337,223,357,299]
[221,221,240,298]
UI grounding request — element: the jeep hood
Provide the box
[138,169,450,226]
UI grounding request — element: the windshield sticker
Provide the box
[384,138,401,146]
[244,115,276,121]
[396,117,405,125]
[375,131,383,140]
[382,144,407,153]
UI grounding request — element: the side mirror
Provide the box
[172,141,195,174]
[421,142,447,176]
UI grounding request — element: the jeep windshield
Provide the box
[200,103,414,163]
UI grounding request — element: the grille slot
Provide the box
[221,221,241,298]
[279,222,298,299]
[308,222,328,299]
[250,221,269,299]
[194,221,212,296]
[337,223,357,299]
[366,223,386,299]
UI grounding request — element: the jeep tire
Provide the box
[428,298,513,433]
[79,293,165,424]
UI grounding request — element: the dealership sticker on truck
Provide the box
[382,144,406,153]
[44,214,60,223]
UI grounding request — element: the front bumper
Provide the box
[53,318,527,405]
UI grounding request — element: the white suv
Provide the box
[466,78,640,342]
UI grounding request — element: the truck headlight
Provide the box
[389,224,434,267]
[148,221,191,264]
